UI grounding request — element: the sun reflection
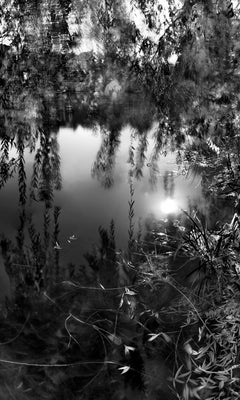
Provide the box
[160,198,179,214]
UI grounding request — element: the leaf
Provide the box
[192,349,200,355]
[99,283,105,290]
[219,380,224,389]
[189,388,201,400]
[211,234,221,241]
[69,235,77,240]
[125,288,136,296]
[148,332,171,343]
[92,324,99,331]
[186,357,192,370]
[148,333,161,342]
[184,343,193,355]
[107,334,122,345]
[118,366,130,374]
[124,345,135,355]
[119,295,124,308]
[161,332,172,343]
[198,326,204,342]
[174,365,183,380]
[54,241,62,250]
[204,397,215,400]
[183,384,190,400]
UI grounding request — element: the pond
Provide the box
[0,124,204,299]
[1,1,240,400]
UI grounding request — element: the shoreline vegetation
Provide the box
[0,203,240,399]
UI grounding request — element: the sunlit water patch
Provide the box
[160,198,179,214]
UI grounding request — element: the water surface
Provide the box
[0,125,204,289]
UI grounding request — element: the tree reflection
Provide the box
[91,127,121,188]
[163,171,175,198]
[0,119,63,297]
[0,203,63,297]
[0,136,16,189]
[133,132,148,180]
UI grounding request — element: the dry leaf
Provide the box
[118,366,130,374]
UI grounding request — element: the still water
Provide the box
[0,124,203,298]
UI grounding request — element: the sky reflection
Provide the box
[0,125,204,276]
[54,125,203,264]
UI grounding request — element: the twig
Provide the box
[0,314,30,346]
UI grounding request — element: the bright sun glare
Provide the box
[160,198,178,214]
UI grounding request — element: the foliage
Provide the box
[134,208,240,399]
[1,0,240,185]
[173,299,240,400]
[1,166,240,399]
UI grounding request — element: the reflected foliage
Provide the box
[91,127,121,188]
[163,171,175,198]
[1,202,62,298]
